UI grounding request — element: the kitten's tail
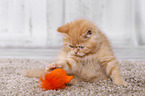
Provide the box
[24,69,45,78]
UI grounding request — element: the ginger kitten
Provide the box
[25,19,127,86]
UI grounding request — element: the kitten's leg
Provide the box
[103,59,127,86]
[24,69,45,78]
[45,62,62,72]
[45,58,79,85]
[45,57,78,75]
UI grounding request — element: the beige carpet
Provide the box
[0,58,145,96]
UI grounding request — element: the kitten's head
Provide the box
[57,19,100,57]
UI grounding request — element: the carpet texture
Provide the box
[0,58,145,96]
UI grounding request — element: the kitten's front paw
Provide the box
[114,80,127,86]
[45,63,62,72]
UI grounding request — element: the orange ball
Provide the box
[40,69,73,90]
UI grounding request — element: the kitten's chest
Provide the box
[80,58,102,74]
[78,58,106,81]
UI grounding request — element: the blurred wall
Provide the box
[136,0,145,45]
[0,0,143,48]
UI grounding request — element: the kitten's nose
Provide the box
[74,49,79,54]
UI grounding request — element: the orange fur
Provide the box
[25,19,127,86]
[46,19,127,86]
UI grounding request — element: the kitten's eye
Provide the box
[78,46,85,49]
[87,30,92,35]
[69,45,74,48]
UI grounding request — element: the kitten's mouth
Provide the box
[70,51,86,57]
[74,54,85,57]
[74,52,94,57]
[74,53,85,57]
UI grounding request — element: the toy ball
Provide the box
[39,69,73,90]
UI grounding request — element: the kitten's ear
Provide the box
[82,29,92,38]
[57,23,70,34]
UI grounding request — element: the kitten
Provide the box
[25,19,127,86]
